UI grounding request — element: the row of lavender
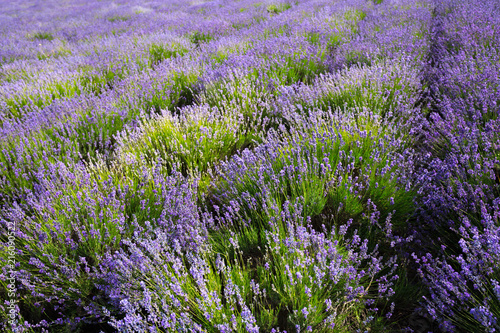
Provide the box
[411,0,500,331]
[0,0,497,331]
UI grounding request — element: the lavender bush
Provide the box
[409,0,500,331]
[104,203,397,332]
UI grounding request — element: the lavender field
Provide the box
[0,0,499,331]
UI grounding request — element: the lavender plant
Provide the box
[104,202,396,332]
[0,160,206,331]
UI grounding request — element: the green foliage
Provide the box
[109,28,128,37]
[151,72,196,111]
[210,50,229,63]
[267,52,327,85]
[36,47,72,60]
[30,32,54,41]
[200,72,270,114]
[79,65,129,94]
[115,69,198,115]
[253,14,267,24]
[305,32,343,49]
[261,23,291,38]
[266,3,292,15]
[344,9,367,22]
[232,22,249,30]
[117,107,256,190]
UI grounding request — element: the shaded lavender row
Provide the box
[1,0,393,330]
[7,0,497,331]
[411,0,500,331]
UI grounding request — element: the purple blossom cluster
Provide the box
[1,0,497,331]
[1,161,207,330]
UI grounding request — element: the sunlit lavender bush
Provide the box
[0,0,497,332]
